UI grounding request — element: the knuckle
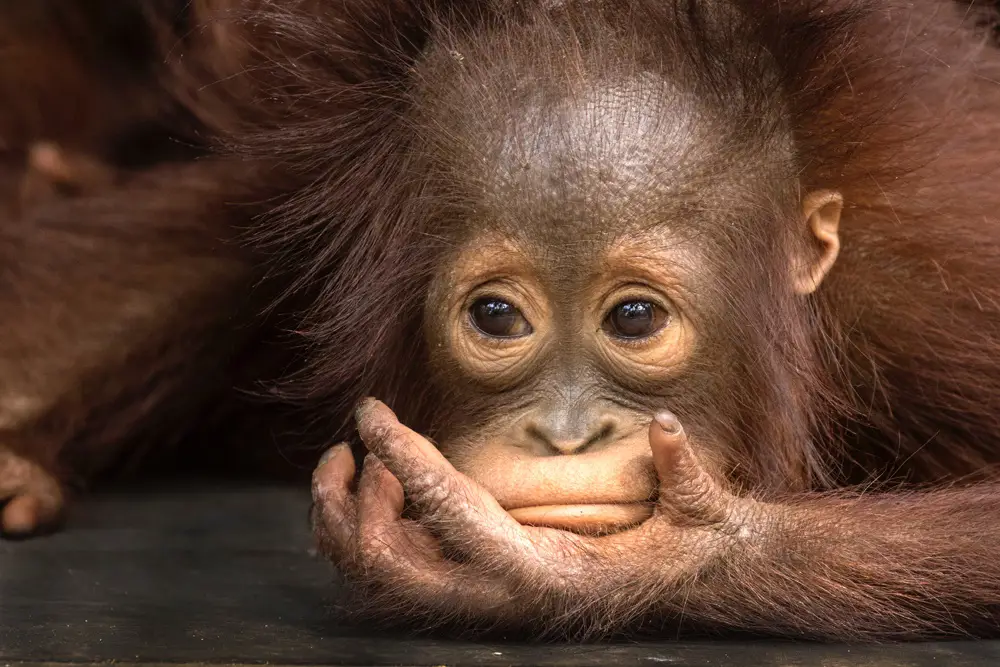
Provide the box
[543,542,616,601]
[539,553,587,595]
[677,479,715,507]
[372,425,392,444]
[357,527,388,564]
[308,502,323,532]
[662,476,730,527]
[313,487,351,524]
[406,470,461,518]
[309,492,361,566]
[313,515,357,568]
[357,526,406,577]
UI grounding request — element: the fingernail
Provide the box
[654,411,682,435]
[354,397,378,422]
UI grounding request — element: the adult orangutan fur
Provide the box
[7,0,1000,642]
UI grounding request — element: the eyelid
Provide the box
[468,275,525,295]
[602,316,670,350]
[468,325,526,348]
[464,279,543,324]
[465,278,519,305]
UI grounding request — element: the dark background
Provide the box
[2,482,999,667]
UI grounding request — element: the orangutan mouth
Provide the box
[507,503,654,536]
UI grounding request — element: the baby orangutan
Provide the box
[300,0,1000,641]
[309,72,851,630]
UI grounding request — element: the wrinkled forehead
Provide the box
[489,75,703,230]
[419,72,710,253]
[410,18,796,261]
[419,78,712,292]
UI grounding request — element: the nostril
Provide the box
[525,423,556,450]
[525,423,584,455]
[586,419,617,448]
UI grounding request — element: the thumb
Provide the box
[649,412,727,524]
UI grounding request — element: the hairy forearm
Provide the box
[675,485,1000,639]
[315,405,1000,641]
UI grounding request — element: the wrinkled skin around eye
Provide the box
[309,399,763,637]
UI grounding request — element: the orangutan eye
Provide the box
[603,300,668,340]
[469,297,533,338]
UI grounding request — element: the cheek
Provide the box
[423,335,535,400]
[452,333,538,388]
[425,307,546,392]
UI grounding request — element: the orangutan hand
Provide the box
[310,398,757,634]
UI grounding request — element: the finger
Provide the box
[357,454,446,568]
[312,442,357,509]
[352,454,516,611]
[356,399,508,525]
[649,412,727,523]
[358,453,404,526]
[649,411,691,481]
[2,492,63,536]
[0,452,65,537]
[356,398,452,473]
[355,399,546,562]
[311,443,358,560]
[356,402,593,604]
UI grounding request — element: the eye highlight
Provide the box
[469,297,533,338]
[603,300,668,340]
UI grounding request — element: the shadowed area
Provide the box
[0,481,999,666]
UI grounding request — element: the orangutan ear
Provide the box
[791,190,843,295]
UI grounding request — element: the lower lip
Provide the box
[507,503,654,535]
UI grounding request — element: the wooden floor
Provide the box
[2,482,1000,667]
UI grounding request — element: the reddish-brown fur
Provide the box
[8,0,1000,641]
[0,2,294,494]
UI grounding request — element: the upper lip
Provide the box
[478,449,657,511]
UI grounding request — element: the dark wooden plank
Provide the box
[2,481,1000,666]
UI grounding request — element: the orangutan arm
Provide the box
[311,399,1000,640]
[678,486,1000,639]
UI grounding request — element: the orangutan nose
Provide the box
[524,414,621,455]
